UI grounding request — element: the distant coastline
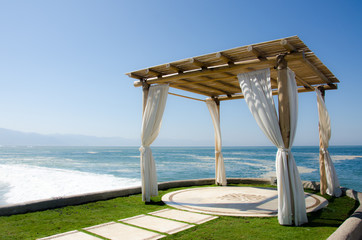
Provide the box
[0,128,137,146]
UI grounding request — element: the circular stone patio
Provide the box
[162,187,328,217]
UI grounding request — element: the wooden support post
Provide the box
[212,97,221,185]
[318,87,327,195]
[142,80,150,115]
[277,55,291,148]
[277,54,296,219]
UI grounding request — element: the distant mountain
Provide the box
[0,128,138,146]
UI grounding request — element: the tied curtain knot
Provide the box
[139,146,147,154]
[215,150,221,154]
[278,148,290,153]
[320,148,328,155]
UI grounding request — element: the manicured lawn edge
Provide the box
[0,179,359,239]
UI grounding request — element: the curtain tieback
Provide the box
[139,146,146,154]
[215,150,221,154]
[278,148,290,153]
[320,148,328,154]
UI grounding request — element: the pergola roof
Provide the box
[126,36,339,101]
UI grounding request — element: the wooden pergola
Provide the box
[126,35,339,193]
[126,36,340,225]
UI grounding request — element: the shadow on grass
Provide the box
[145,200,166,206]
[304,194,358,228]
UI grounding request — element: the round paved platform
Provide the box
[162,187,328,217]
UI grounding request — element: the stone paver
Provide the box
[149,209,218,224]
[120,214,194,234]
[83,221,164,240]
[37,230,101,240]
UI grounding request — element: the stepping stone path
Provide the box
[38,209,218,240]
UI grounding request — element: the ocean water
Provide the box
[0,146,361,206]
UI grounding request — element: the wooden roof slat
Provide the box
[199,75,240,92]
[169,84,219,97]
[172,75,239,91]
[178,78,232,96]
[295,74,313,89]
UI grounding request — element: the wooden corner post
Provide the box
[212,97,221,185]
[318,87,327,195]
[277,54,295,216]
[277,54,291,149]
[142,80,150,116]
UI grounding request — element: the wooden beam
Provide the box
[216,52,234,64]
[299,57,336,87]
[127,72,143,80]
[145,68,162,77]
[247,45,267,61]
[281,39,296,52]
[168,92,205,102]
[295,74,314,89]
[166,63,183,73]
[189,58,206,68]
[215,84,335,101]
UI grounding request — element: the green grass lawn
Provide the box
[0,184,358,240]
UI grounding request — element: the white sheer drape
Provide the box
[316,89,341,197]
[206,99,227,186]
[140,84,169,202]
[238,68,307,226]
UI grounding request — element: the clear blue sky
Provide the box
[1,0,361,146]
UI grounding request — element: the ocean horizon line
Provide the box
[0,145,361,148]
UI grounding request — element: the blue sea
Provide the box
[0,146,361,206]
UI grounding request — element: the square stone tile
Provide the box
[120,214,194,234]
[37,230,101,240]
[149,209,218,224]
[84,221,164,240]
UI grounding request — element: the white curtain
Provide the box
[140,84,169,202]
[206,99,227,186]
[316,89,342,197]
[238,68,307,226]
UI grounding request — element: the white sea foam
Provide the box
[331,155,362,161]
[261,171,276,178]
[182,154,214,161]
[261,166,316,178]
[0,164,141,205]
[297,166,317,174]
